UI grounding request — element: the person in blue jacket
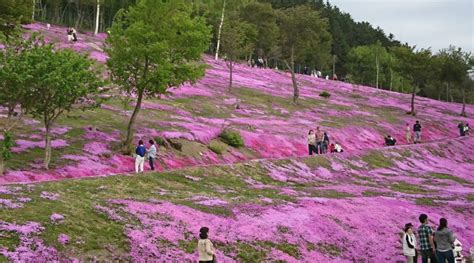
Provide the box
[135,140,146,173]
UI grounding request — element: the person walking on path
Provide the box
[418,214,437,263]
[434,218,456,263]
[315,127,324,154]
[307,130,317,155]
[135,140,146,173]
[147,139,157,171]
[405,123,412,143]
[197,227,215,263]
[413,121,422,144]
[402,223,417,263]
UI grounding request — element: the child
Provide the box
[402,223,417,263]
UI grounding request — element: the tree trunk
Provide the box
[446,82,449,102]
[228,59,233,91]
[0,156,4,175]
[389,67,393,91]
[286,46,299,104]
[44,125,52,169]
[214,0,226,60]
[410,85,416,116]
[460,86,466,117]
[94,0,100,35]
[375,53,379,89]
[124,90,144,148]
[32,0,36,20]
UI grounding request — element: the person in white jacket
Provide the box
[402,223,417,263]
[197,227,215,263]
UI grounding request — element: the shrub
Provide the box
[319,91,331,98]
[219,130,244,147]
[208,140,227,154]
[167,139,183,151]
[154,137,169,148]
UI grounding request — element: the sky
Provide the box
[329,0,473,53]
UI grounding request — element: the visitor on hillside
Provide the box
[384,135,397,146]
[418,214,437,263]
[71,28,78,42]
[334,142,344,153]
[405,123,412,143]
[315,127,324,154]
[135,140,146,173]
[317,71,322,78]
[458,122,465,136]
[325,75,329,80]
[307,130,317,155]
[402,223,417,263]
[197,227,215,263]
[413,121,422,144]
[322,132,330,154]
[332,74,338,81]
[329,143,336,153]
[147,139,157,171]
[303,66,310,75]
[434,218,456,263]
[67,28,73,42]
[464,123,470,135]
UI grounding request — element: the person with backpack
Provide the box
[197,227,215,263]
[418,214,437,263]
[413,121,422,144]
[458,123,465,136]
[135,140,146,173]
[402,223,417,263]
[434,218,456,263]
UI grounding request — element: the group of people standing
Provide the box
[402,214,460,263]
[134,140,157,173]
[307,127,343,155]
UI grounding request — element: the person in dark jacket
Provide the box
[322,132,330,153]
[413,121,422,144]
[434,218,456,263]
[135,140,146,173]
[458,122,465,136]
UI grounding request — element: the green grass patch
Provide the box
[308,189,354,199]
[219,130,244,148]
[315,242,343,257]
[390,182,427,194]
[415,198,441,206]
[361,151,394,169]
[466,194,474,202]
[362,190,392,197]
[208,140,228,155]
[429,173,470,185]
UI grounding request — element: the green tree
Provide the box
[106,0,211,148]
[393,46,433,116]
[278,5,331,103]
[0,31,39,174]
[240,2,280,64]
[22,43,103,169]
[0,0,32,38]
[221,19,257,90]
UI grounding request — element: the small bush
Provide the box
[167,139,182,151]
[154,137,168,147]
[219,130,244,147]
[319,91,331,98]
[208,141,227,154]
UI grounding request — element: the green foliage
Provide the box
[315,241,343,257]
[0,0,31,37]
[0,132,14,161]
[319,91,331,98]
[208,140,227,155]
[20,42,103,169]
[219,130,244,148]
[106,0,211,146]
[390,182,427,194]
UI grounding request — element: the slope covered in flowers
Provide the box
[0,137,473,262]
[0,23,472,184]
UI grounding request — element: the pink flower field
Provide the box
[0,23,472,262]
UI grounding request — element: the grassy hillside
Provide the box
[0,23,473,262]
[1,23,472,184]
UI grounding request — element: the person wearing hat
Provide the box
[402,223,417,263]
[197,227,215,263]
